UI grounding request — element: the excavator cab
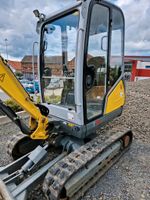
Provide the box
[0,1,133,200]
[39,0,125,138]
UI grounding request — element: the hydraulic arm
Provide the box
[0,56,49,140]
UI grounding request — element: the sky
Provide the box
[0,0,149,61]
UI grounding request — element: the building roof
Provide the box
[21,55,38,63]
[109,56,150,63]
[21,55,62,64]
[8,60,22,71]
[124,56,150,62]
[21,55,150,67]
[45,56,62,64]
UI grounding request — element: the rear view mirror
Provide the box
[36,21,41,34]
[101,36,107,51]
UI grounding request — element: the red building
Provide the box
[18,55,150,81]
[8,60,22,73]
[124,56,150,81]
[21,55,63,79]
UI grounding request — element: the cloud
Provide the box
[0,0,75,60]
[0,0,149,60]
[115,0,150,55]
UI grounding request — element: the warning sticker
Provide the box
[0,73,5,82]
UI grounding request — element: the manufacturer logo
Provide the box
[0,73,5,82]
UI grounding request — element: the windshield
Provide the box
[41,11,79,109]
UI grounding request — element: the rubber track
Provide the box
[69,143,129,200]
[6,132,26,157]
[43,128,132,200]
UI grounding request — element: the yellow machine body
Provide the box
[105,80,125,114]
[0,56,49,140]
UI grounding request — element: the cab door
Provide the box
[84,3,110,121]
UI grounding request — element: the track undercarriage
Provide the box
[0,129,132,200]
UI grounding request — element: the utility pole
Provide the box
[4,38,8,60]
[32,41,38,99]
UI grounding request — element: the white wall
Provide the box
[137,61,150,69]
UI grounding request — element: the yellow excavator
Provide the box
[0,0,132,199]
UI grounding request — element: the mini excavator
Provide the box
[0,0,132,199]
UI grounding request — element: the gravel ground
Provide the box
[0,79,150,200]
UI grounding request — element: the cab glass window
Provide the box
[41,11,79,109]
[85,4,109,120]
[108,9,124,88]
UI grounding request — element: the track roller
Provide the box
[7,132,44,160]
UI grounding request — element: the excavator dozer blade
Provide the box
[0,180,14,200]
[0,146,66,200]
[0,154,29,200]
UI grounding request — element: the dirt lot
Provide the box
[0,79,150,200]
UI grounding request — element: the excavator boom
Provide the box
[0,56,49,140]
[0,57,39,120]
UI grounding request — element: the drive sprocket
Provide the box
[7,132,43,160]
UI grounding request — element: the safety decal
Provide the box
[0,73,5,82]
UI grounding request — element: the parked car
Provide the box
[20,79,39,94]
[25,80,39,94]
[20,79,29,88]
